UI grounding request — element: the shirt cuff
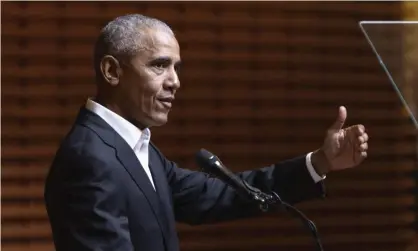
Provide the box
[306,152,326,183]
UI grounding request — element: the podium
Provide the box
[360,21,418,249]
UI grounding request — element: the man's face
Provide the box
[117,29,181,128]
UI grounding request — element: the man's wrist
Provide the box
[311,149,331,177]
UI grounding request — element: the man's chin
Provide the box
[149,114,169,127]
[130,113,168,129]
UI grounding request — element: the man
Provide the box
[44,14,369,251]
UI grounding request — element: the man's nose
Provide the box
[165,67,180,90]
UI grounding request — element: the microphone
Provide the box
[195,148,325,251]
[195,148,266,202]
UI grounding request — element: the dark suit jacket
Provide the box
[44,107,326,251]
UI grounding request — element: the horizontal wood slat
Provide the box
[2,141,415,159]
[1,94,400,110]
[2,104,407,121]
[2,215,415,239]
[1,161,413,179]
[1,35,372,53]
[1,66,388,81]
[2,123,414,140]
[1,200,413,225]
[2,1,416,251]
[0,243,411,251]
[0,85,400,101]
[2,185,414,204]
[2,1,396,16]
[0,15,381,34]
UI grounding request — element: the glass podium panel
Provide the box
[359,21,418,129]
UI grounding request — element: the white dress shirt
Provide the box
[306,152,326,183]
[85,99,325,190]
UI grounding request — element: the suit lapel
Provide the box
[114,138,169,240]
[148,148,176,240]
[148,151,169,205]
[114,137,160,207]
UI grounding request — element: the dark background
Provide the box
[2,2,417,251]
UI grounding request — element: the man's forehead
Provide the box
[137,28,180,61]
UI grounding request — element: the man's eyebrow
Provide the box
[150,56,181,66]
[152,56,171,62]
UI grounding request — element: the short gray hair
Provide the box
[93,14,174,79]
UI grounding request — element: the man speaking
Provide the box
[44,14,369,251]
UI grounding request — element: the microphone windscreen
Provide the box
[195,148,215,172]
[196,148,213,160]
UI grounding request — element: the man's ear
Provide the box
[100,55,122,86]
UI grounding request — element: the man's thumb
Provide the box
[330,106,347,130]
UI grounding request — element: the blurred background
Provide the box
[1,1,417,251]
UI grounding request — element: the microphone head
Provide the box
[195,148,220,173]
[195,148,253,200]
[196,148,214,160]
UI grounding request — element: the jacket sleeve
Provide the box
[153,145,326,225]
[44,150,133,251]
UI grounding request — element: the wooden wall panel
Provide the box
[2,2,416,251]
[403,1,418,250]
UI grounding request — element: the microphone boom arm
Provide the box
[242,180,325,251]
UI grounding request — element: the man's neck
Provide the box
[93,96,148,131]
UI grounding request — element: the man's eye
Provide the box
[151,60,169,70]
[154,63,165,69]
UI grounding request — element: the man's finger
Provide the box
[330,106,347,130]
[356,124,365,135]
[355,151,368,163]
[358,133,369,144]
[358,143,368,151]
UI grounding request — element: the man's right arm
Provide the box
[44,150,133,251]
